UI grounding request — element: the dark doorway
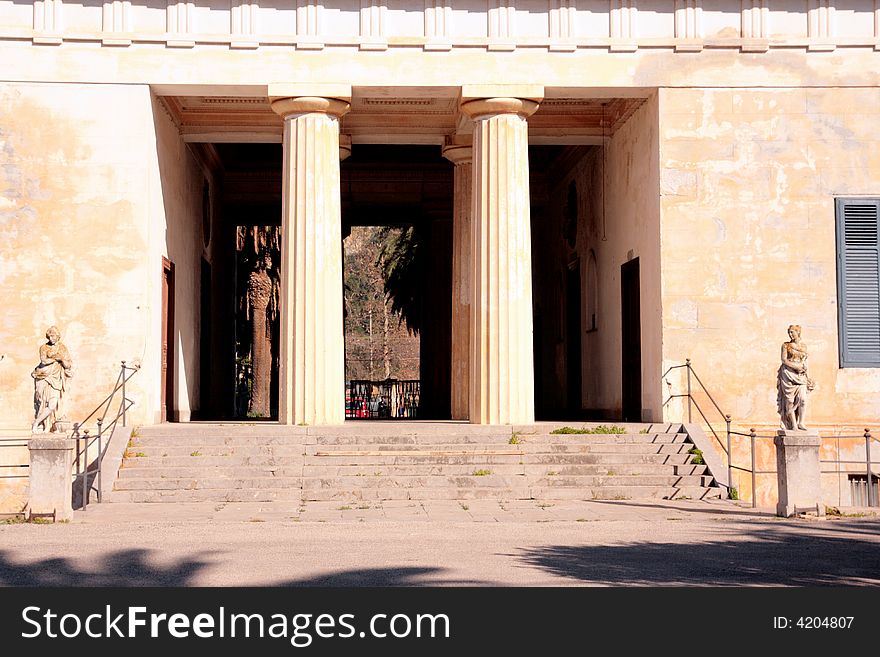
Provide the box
[161,257,175,423]
[565,260,582,416]
[620,258,641,421]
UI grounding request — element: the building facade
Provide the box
[0,0,879,440]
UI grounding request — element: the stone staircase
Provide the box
[110,422,722,503]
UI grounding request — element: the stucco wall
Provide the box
[150,94,212,423]
[542,94,662,420]
[659,87,880,430]
[0,82,207,433]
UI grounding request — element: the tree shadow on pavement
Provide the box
[280,567,492,587]
[0,551,494,587]
[515,519,880,586]
[0,549,211,586]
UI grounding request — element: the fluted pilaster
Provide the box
[270,87,351,425]
[460,88,541,424]
[442,139,473,421]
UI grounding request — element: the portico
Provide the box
[265,83,545,425]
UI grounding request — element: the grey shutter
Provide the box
[836,198,880,367]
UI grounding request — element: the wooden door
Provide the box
[161,258,175,423]
[621,258,641,422]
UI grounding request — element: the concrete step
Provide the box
[117,465,304,479]
[294,463,708,477]
[302,474,527,490]
[525,486,724,501]
[133,422,680,439]
[301,485,722,502]
[305,443,693,456]
[310,433,688,445]
[114,477,303,491]
[298,474,714,490]
[304,452,696,465]
[128,446,305,458]
[530,475,715,487]
[108,489,304,503]
[130,435,307,447]
[120,455,305,468]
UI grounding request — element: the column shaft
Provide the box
[465,101,537,424]
[272,93,349,425]
[443,143,473,421]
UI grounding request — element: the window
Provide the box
[835,198,880,367]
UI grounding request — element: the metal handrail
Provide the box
[71,361,139,511]
[712,427,877,509]
[0,436,30,480]
[663,359,733,494]
[662,359,878,509]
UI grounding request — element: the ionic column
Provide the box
[269,84,351,425]
[460,85,543,425]
[442,137,472,421]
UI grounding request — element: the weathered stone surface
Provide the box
[774,430,824,517]
[28,435,74,522]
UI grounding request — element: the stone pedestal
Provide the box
[270,84,351,426]
[774,430,824,517]
[442,138,472,421]
[28,434,75,522]
[460,85,543,425]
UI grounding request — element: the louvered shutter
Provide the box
[836,198,880,367]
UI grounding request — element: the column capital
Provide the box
[268,83,352,119]
[441,136,472,165]
[459,84,543,120]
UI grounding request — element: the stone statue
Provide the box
[776,324,814,431]
[31,326,74,433]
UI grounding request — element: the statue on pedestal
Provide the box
[31,326,74,433]
[776,324,814,431]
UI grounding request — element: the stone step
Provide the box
[524,486,724,501]
[120,455,305,468]
[133,423,679,439]
[301,485,722,502]
[128,446,306,458]
[114,477,303,491]
[304,452,695,465]
[117,465,304,479]
[130,435,307,447]
[302,474,526,490]
[295,463,708,477]
[108,489,304,503]
[310,433,688,445]
[307,443,693,455]
[299,474,714,489]
[530,475,715,487]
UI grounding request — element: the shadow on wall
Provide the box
[514,518,880,586]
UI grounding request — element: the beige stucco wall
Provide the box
[659,87,880,503]
[0,82,207,434]
[659,87,880,429]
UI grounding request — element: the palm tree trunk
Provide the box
[249,269,272,417]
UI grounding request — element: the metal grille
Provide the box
[849,475,879,507]
[346,380,420,419]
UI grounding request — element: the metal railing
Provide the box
[346,379,420,419]
[663,359,733,495]
[0,436,29,481]
[71,361,139,511]
[664,359,879,508]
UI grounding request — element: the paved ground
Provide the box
[1,499,879,586]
